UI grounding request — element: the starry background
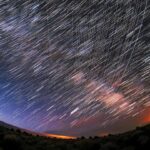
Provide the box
[0,0,150,137]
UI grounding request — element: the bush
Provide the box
[0,123,150,150]
[101,142,119,150]
[138,135,149,145]
[3,134,22,150]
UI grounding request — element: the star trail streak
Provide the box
[0,0,150,136]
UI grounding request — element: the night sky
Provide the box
[0,0,150,137]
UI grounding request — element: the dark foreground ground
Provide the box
[0,123,150,150]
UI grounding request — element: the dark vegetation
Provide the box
[0,124,150,150]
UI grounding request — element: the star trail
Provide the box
[0,0,150,137]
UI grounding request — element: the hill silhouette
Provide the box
[0,122,150,150]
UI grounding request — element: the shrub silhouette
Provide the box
[138,135,149,145]
[3,134,22,150]
[101,142,119,150]
[0,124,150,150]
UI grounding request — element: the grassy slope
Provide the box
[0,123,150,150]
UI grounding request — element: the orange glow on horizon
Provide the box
[42,133,76,139]
[143,115,150,124]
[99,132,109,137]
